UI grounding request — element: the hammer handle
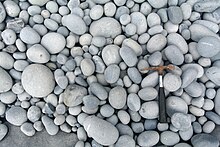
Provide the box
[159,87,167,123]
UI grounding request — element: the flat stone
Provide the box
[21,64,55,97]
[139,101,159,119]
[127,67,142,84]
[115,135,135,147]
[0,51,14,70]
[0,67,13,93]
[147,34,167,53]
[119,46,138,67]
[206,67,220,86]
[163,73,182,92]
[20,27,40,44]
[164,45,184,65]
[191,133,219,147]
[137,131,159,146]
[6,106,27,126]
[28,0,50,6]
[109,86,127,109]
[138,87,158,101]
[83,116,119,146]
[0,124,8,141]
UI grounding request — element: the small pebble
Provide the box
[109,86,127,109]
[171,112,191,131]
[104,64,120,84]
[6,106,27,126]
[20,122,36,136]
[27,106,41,123]
[1,29,16,45]
[127,93,141,111]
[20,27,41,44]
[191,133,219,147]
[139,101,159,119]
[115,135,135,147]
[163,73,182,92]
[160,131,180,146]
[0,67,13,93]
[137,131,159,146]
[0,124,8,141]
[42,115,59,135]
[119,46,138,67]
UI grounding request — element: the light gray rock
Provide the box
[27,44,50,63]
[3,1,20,18]
[6,106,27,126]
[21,64,55,97]
[80,58,95,76]
[83,95,99,109]
[127,93,141,111]
[20,27,40,44]
[206,67,220,86]
[184,81,203,97]
[181,68,198,88]
[28,0,49,6]
[119,46,138,67]
[148,51,162,66]
[62,14,86,35]
[115,135,135,147]
[90,17,121,38]
[0,91,16,104]
[179,126,193,141]
[83,116,119,146]
[203,121,215,133]
[174,143,192,147]
[163,73,182,92]
[147,0,167,8]
[101,45,121,66]
[171,112,191,131]
[100,104,114,117]
[167,33,188,54]
[42,115,59,136]
[104,64,120,84]
[20,122,35,136]
[90,5,103,20]
[41,32,66,54]
[191,133,219,147]
[168,6,183,24]
[117,110,130,124]
[90,82,108,100]
[161,131,180,146]
[0,2,6,23]
[130,12,147,35]
[147,34,167,53]
[181,64,204,78]
[63,84,87,107]
[141,71,159,87]
[214,89,220,115]
[0,51,14,70]
[127,67,142,84]
[0,67,13,93]
[0,124,8,141]
[137,131,159,146]
[139,101,159,119]
[164,45,184,65]
[122,38,142,56]
[194,20,219,33]
[138,87,158,101]
[27,106,41,123]
[109,86,127,109]
[194,0,220,12]
[1,29,16,45]
[197,36,220,57]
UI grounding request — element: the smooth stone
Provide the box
[83,95,99,109]
[167,33,189,54]
[42,115,59,136]
[181,68,198,88]
[119,46,138,67]
[191,133,219,147]
[6,106,27,126]
[28,0,49,6]
[90,5,104,20]
[127,67,142,84]
[80,58,95,76]
[102,45,121,66]
[122,38,142,56]
[130,12,147,35]
[214,89,220,115]
[117,110,130,124]
[0,52,14,70]
[174,143,192,147]
[203,7,220,24]
[166,96,188,117]
[160,131,180,146]
[100,104,115,117]
[83,116,119,146]
[197,36,220,57]
[141,71,159,88]
[163,73,182,92]
[139,101,159,119]
[147,13,161,27]
[206,67,220,86]
[194,0,220,12]
[62,14,87,35]
[171,112,191,131]
[184,81,203,97]
[115,135,135,147]
[21,64,55,97]
[127,93,141,111]
[20,122,35,136]
[20,27,40,44]
[147,0,167,8]
[41,32,66,54]
[0,2,6,23]
[164,45,184,65]
[63,84,87,107]
[1,29,16,45]
[27,44,50,63]
[0,124,8,141]
[0,91,16,104]
[179,126,193,141]
[189,106,205,117]
[104,64,120,84]
[138,87,158,101]
[90,17,121,38]
[189,24,220,42]
[181,64,204,78]
[168,6,183,24]
[27,106,41,123]
[147,34,167,53]
[90,82,108,100]
[137,131,159,146]
[0,67,13,93]
[194,20,219,33]
[109,86,127,109]
[203,121,215,133]
[206,111,220,125]
[148,51,162,66]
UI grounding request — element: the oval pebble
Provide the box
[0,2,6,23]
[163,73,182,92]
[147,34,167,53]
[20,122,36,136]
[0,51,14,70]
[130,12,147,35]
[191,133,219,147]
[139,101,159,119]
[80,58,95,76]
[0,91,16,104]
[127,67,142,84]
[141,71,159,88]
[41,32,66,54]
[90,82,108,100]
[160,131,180,146]
[83,116,119,146]
[1,29,16,45]
[6,106,27,126]
[181,68,198,88]
[20,27,40,44]
[42,115,59,135]
[164,45,184,65]
[27,106,41,123]
[27,44,50,63]
[122,38,143,56]
[147,0,167,8]
[0,67,13,93]
[138,87,158,101]
[115,135,135,147]
[184,81,203,97]
[0,124,8,141]
[104,64,120,84]
[137,131,159,146]
[109,86,127,109]
[119,46,138,67]
[171,112,191,131]
[102,45,121,66]
[21,64,55,97]
[127,93,141,111]
[28,0,49,6]
[206,66,220,86]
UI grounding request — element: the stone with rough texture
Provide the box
[0,67,13,93]
[41,32,66,54]
[90,17,121,38]
[191,134,219,147]
[137,131,159,147]
[62,14,87,35]
[21,64,55,97]
[6,106,27,126]
[63,84,87,107]
[163,73,182,92]
[20,27,40,44]
[139,101,158,119]
[109,86,127,109]
[83,116,119,146]
[171,112,191,131]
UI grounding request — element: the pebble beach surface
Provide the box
[0,0,220,147]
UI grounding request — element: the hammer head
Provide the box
[141,65,175,75]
